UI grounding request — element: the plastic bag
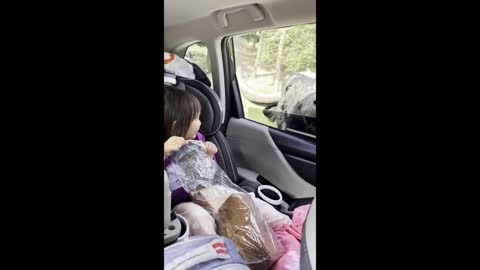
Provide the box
[169,140,284,269]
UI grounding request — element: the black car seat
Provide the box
[164,73,240,183]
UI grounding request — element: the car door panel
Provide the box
[284,154,316,186]
[226,117,315,199]
[269,128,316,185]
[268,128,316,161]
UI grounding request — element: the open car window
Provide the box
[232,23,316,137]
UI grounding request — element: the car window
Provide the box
[232,24,316,137]
[184,42,213,86]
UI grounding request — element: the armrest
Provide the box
[288,197,314,211]
[237,167,260,183]
[237,167,262,193]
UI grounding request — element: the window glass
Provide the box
[233,24,316,137]
[184,42,213,84]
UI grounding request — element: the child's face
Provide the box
[185,117,201,139]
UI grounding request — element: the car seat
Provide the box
[164,72,241,184]
[164,52,284,195]
[164,52,317,269]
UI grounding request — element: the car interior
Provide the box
[164,0,316,268]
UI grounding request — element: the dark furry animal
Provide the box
[263,73,316,135]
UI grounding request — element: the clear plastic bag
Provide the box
[169,140,284,269]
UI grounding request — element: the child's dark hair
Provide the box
[164,85,202,140]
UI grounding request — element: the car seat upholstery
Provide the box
[300,197,316,270]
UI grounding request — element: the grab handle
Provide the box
[216,4,265,28]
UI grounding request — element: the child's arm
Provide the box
[194,132,217,159]
[203,141,218,158]
[164,136,186,157]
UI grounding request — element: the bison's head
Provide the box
[263,73,316,130]
[298,91,316,118]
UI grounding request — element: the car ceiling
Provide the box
[164,0,316,50]
[165,0,264,28]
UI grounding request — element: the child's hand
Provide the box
[203,141,218,158]
[164,136,186,157]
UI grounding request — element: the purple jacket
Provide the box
[164,132,208,207]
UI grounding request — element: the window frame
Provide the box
[222,36,245,120]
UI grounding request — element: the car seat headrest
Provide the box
[181,78,222,136]
[163,74,222,136]
[164,52,195,79]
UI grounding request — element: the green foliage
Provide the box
[184,24,316,78]
[239,24,316,73]
[240,33,260,43]
[185,43,211,74]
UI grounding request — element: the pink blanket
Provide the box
[271,204,311,270]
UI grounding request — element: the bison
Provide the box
[263,73,316,136]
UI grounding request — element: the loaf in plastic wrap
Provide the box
[169,140,284,269]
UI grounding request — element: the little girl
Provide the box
[164,85,219,235]
[164,85,291,236]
